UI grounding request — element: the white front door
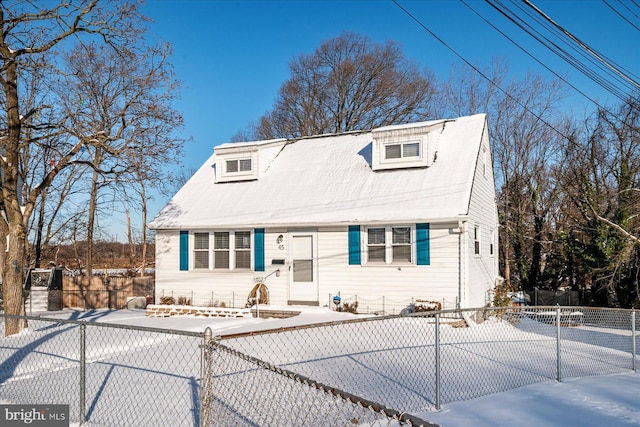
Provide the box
[289,231,318,303]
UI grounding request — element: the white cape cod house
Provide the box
[150,114,499,310]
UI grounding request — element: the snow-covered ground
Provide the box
[1,307,640,426]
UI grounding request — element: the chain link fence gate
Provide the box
[200,327,436,426]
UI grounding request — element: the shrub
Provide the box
[493,284,511,307]
[342,301,358,314]
[207,300,227,308]
[159,296,174,305]
[176,296,191,306]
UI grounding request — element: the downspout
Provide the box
[458,220,467,309]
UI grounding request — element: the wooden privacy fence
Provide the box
[61,276,155,310]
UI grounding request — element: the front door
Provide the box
[288,231,318,304]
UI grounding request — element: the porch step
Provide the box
[287,300,319,306]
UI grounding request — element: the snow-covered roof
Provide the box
[150,114,487,229]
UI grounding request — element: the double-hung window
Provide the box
[194,233,209,269]
[366,226,413,264]
[214,231,252,270]
[183,230,258,271]
[235,231,251,269]
[214,232,230,269]
[392,227,412,263]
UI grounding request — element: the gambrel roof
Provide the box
[150,114,487,230]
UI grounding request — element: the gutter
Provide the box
[150,216,471,231]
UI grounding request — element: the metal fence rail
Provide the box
[0,306,638,426]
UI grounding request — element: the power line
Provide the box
[603,0,640,32]
[391,0,575,143]
[460,0,608,112]
[486,0,637,105]
[522,0,640,95]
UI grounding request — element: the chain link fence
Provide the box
[204,305,639,421]
[0,306,638,426]
[0,314,202,426]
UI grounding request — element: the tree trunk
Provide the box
[528,215,544,290]
[34,188,48,268]
[2,228,28,335]
[126,209,135,269]
[86,161,100,278]
[140,181,147,277]
[1,57,28,335]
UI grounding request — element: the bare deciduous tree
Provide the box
[253,32,438,140]
[0,1,183,335]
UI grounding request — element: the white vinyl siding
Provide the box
[319,225,461,309]
[466,128,500,308]
[154,225,462,310]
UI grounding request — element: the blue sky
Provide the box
[131,0,639,239]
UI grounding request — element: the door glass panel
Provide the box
[292,235,313,282]
[292,236,312,258]
[293,260,313,282]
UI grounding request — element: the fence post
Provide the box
[632,310,636,372]
[79,323,86,424]
[435,313,441,410]
[556,307,562,382]
[200,327,214,427]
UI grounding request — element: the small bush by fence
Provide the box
[1,306,638,426]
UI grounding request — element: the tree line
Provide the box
[36,240,156,274]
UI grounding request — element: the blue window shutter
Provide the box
[179,231,189,271]
[254,228,265,272]
[416,223,430,265]
[348,225,361,265]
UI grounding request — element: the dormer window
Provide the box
[216,152,258,183]
[226,158,252,173]
[385,141,420,160]
[214,138,286,183]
